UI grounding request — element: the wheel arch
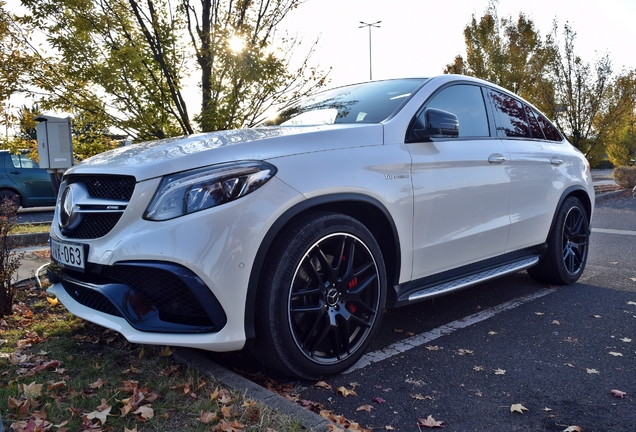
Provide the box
[0,187,23,207]
[243,193,402,345]
[547,185,593,239]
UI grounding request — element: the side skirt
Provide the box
[390,247,544,308]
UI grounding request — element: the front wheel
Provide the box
[252,212,386,379]
[528,196,590,285]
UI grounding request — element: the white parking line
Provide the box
[592,228,636,236]
[345,288,555,373]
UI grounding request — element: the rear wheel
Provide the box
[253,212,386,379]
[528,196,589,285]
[0,190,20,208]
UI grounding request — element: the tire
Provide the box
[0,189,20,208]
[252,212,387,379]
[528,196,590,285]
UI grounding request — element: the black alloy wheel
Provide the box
[528,196,589,285]
[253,212,386,379]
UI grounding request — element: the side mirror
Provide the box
[409,108,459,141]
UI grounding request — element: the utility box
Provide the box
[35,115,73,169]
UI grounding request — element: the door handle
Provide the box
[488,154,506,164]
[550,158,563,166]
[10,171,20,175]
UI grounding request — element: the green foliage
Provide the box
[444,2,557,109]
[446,2,636,162]
[184,0,328,132]
[16,0,192,141]
[613,166,636,188]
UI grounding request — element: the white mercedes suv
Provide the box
[47,75,594,379]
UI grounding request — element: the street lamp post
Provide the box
[359,20,381,80]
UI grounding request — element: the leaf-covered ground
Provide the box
[0,275,304,432]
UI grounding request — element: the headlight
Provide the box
[144,161,277,221]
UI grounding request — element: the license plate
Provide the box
[50,238,86,271]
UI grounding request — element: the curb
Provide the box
[172,348,331,432]
[595,189,630,202]
[11,232,50,248]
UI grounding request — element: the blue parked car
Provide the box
[0,150,56,208]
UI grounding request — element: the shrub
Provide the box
[613,166,636,189]
[0,199,24,318]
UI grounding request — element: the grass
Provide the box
[0,275,306,432]
[10,223,50,235]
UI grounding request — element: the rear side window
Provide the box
[488,90,530,138]
[424,84,490,137]
[10,154,40,169]
[525,106,545,140]
[534,111,563,141]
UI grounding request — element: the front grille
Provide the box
[66,174,136,200]
[101,265,211,324]
[65,213,123,239]
[62,174,136,239]
[62,282,123,317]
[52,262,226,333]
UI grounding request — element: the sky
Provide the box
[4,0,636,124]
[279,0,636,88]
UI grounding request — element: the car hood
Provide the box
[67,124,384,181]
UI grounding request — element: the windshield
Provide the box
[264,78,428,126]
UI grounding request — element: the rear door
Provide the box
[485,88,569,252]
[407,84,511,279]
[5,153,56,207]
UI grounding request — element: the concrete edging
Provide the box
[172,348,332,432]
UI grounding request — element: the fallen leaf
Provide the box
[394,328,403,332]
[154,347,172,358]
[611,389,626,398]
[426,345,439,351]
[22,381,44,398]
[473,365,484,371]
[620,337,631,343]
[47,297,59,306]
[356,404,373,412]
[552,320,561,325]
[586,368,599,374]
[562,427,582,432]
[608,352,623,357]
[199,411,219,424]
[592,315,601,319]
[336,386,357,397]
[510,404,528,414]
[417,415,445,428]
[457,349,473,355]
[488,331,498,335]
[314,381,332,390]
[372,396,386,404]
[629,277,636,282]
[543,407,553,411]
[535,312,544,316]
[133,405,154,421]
[627,301,636,306]
[84,405,112,425]
[89,378,106,389]
[494,368,506,375]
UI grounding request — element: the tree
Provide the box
[604,72,636,166]
[446,2,636,165]
[444,1,557,107]
[544,23,636,164]
[182,0,327,131]
[16,0,192,141]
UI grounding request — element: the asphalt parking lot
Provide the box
[200,190,636,432]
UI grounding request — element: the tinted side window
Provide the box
[534,111,563,141]
[525,106,545,140]
[489,90,530,138]
[425,84,490,137]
